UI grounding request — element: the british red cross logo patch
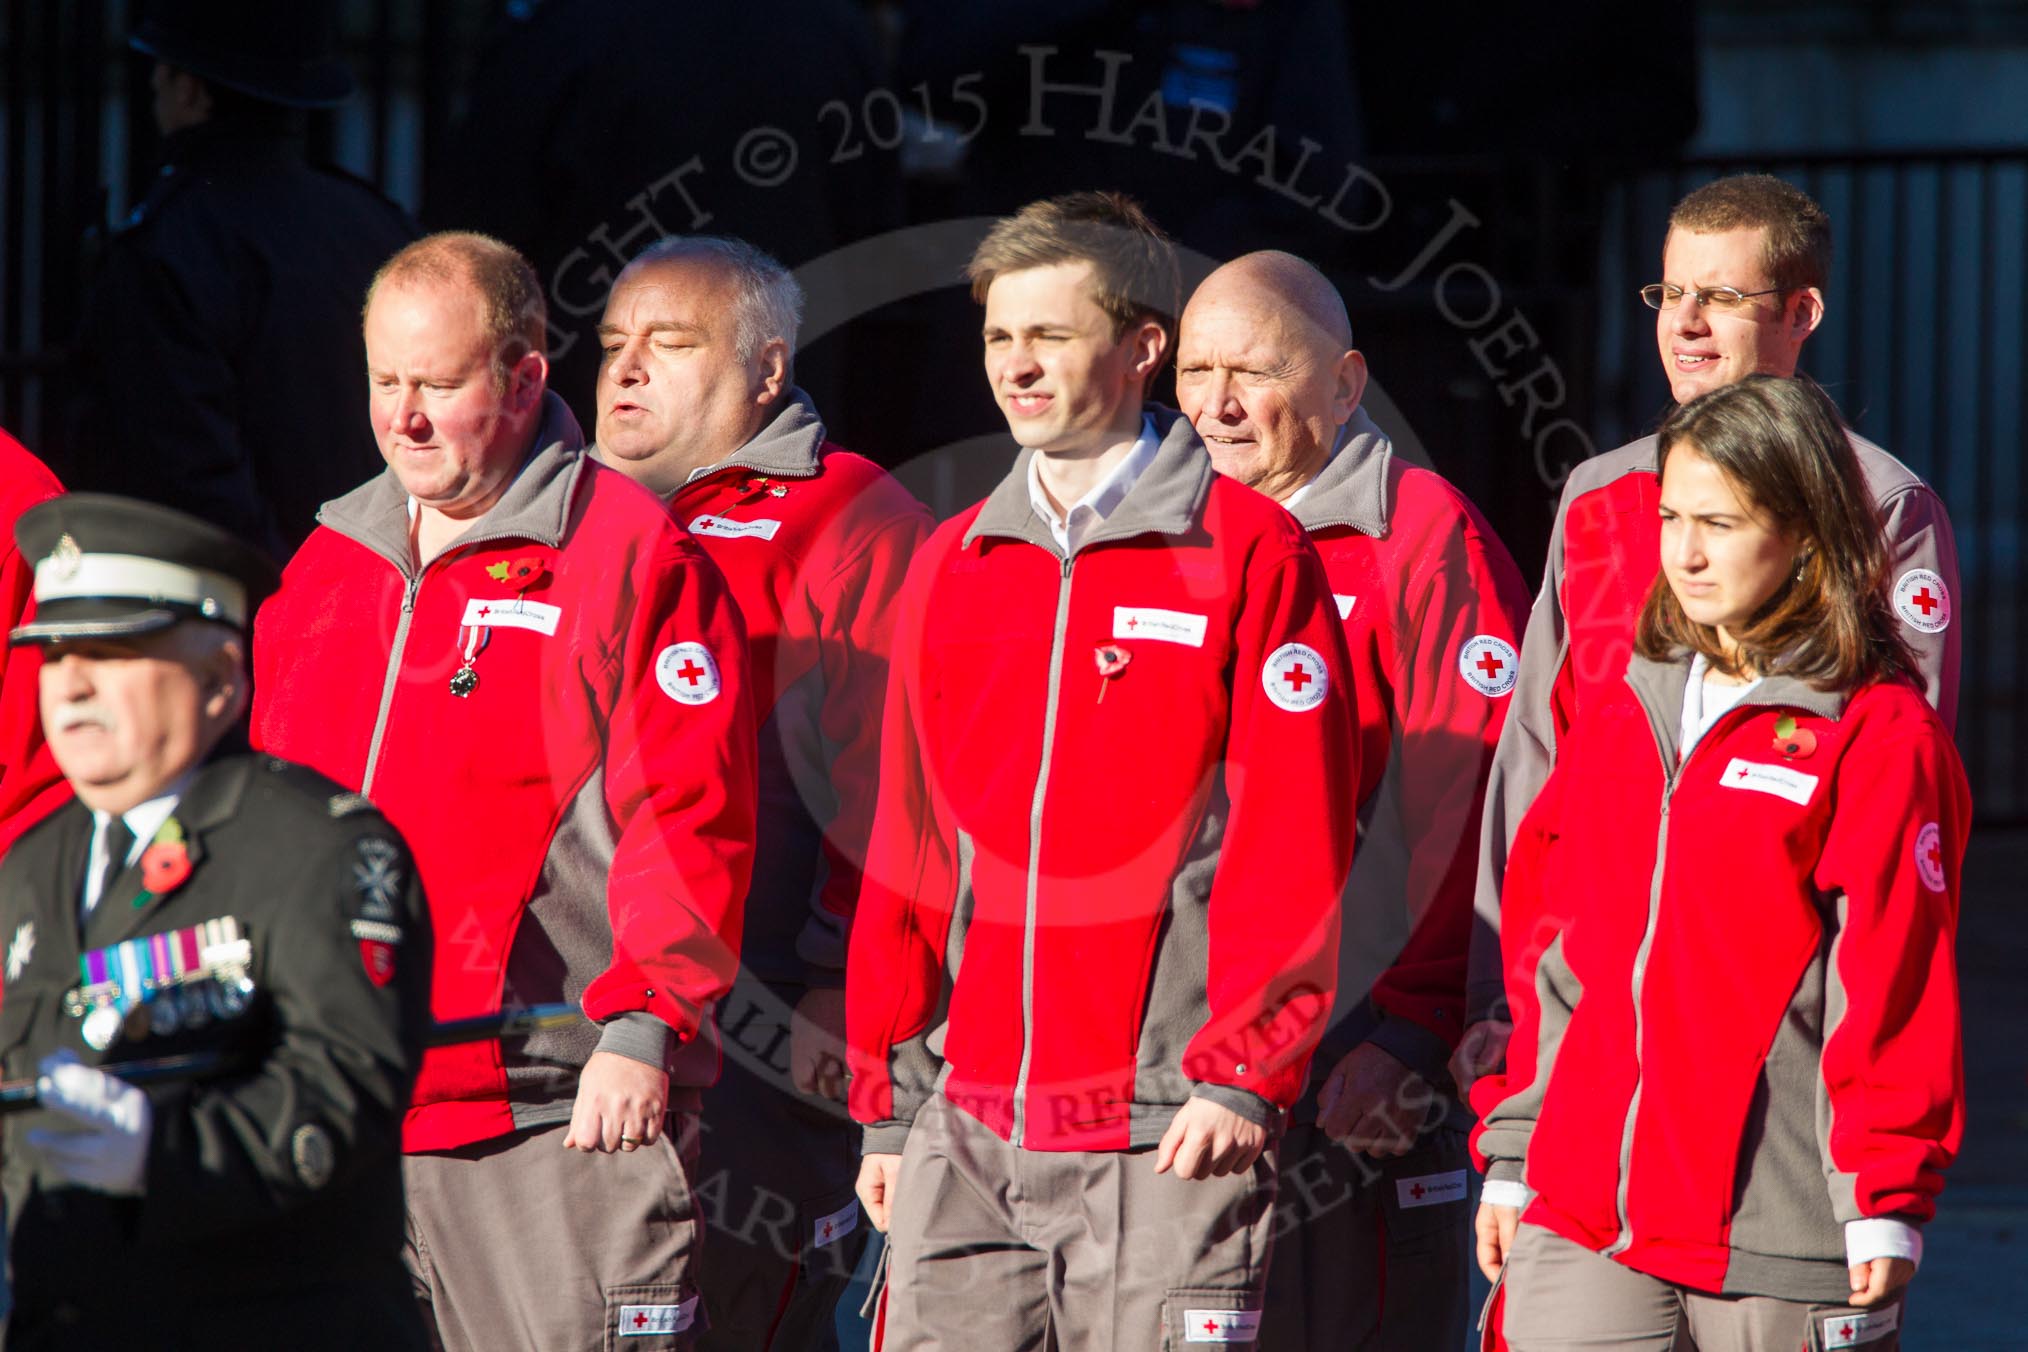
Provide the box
[1458,635,1519,696]
[1261,642,1330,712]
[654,642,722,706]
[1914,821,1946,892]
[1892,568,1951,634]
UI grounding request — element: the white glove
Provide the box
[24,1050,152,1196]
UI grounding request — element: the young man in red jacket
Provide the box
[846,192,1360,1350]
[1455,175,1962,1101]
[252,232,758,1351]
[1175,252,1531,1351]
[594,235,931,1351]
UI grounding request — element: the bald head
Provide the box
[1190,251,1353,351]
[1176,251,1366,502]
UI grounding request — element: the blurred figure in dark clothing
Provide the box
[896,0,1365,258]
[54,0,417,561]
[425,0,903,446]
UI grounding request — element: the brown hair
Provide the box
[966,190,1181,356]
[1667,173,1831,294]
[1635,374,1916,691]
[365,231,546,384]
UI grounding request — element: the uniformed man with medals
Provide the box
[0,495,432,1349]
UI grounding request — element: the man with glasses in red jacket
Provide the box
[1456,174,1962,1107]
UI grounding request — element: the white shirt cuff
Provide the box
[1844,1218,1922,1270]
[1481,1179,1533,1210]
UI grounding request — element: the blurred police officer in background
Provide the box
[54,0,417,559]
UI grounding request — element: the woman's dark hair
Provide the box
[1635,373,1917,690]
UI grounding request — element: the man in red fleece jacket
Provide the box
[847,192,1361,1350]
[1176,252,1530,1351]
[594,234,931,1351]
[1456,174,1961,1099]
[253,232,757,1351]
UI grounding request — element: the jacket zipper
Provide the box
[360,574,422,796]
[1010,551,1075,1147]
[1604,694,1764,1258]
[350,515,571,796]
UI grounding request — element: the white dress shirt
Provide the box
[82,776,192,921]
[1026,416,1160,556]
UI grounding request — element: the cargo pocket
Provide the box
[1803,1299,1901,1351]
[1163,1287,1265,1348]
[605,1283,705,1350]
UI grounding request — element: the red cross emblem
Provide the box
[634,1313,650,1329]
[1839,1323,1854,1341]
[477,605,492,618]
[1203,1319,1220,1335]
[1125,616,1139,629]
[1910,588,1938,615]
[1924,837,1941,874]
[1409,1182,1426,1199]
[1282,662,1312,692]
[1459,635,1518,694]
[820,1220,832,1240]
[1736,766,1752,780]
[675,660,706,686]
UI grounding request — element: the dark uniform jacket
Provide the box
[0,754,431,1350]
[56,124,417,559]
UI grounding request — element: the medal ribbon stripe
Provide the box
[71,918,249,1023]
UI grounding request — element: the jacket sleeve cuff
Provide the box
[1483,1157,1529,1188]
[1189,1083,1282,1129]
[1845,1217,1923,1270]
[861,1122,911,1155]
[1481,1178,1533,1209]
[1365,1014,1460,1093]
[595,1011,674,1069]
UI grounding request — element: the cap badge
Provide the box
[48,533,82,581]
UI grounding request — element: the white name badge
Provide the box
[1719,758,1820,807]
[689,514,783,542]
[1113,606,1209,647]
[461,597,562,636]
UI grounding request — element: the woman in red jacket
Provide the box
[1470,374,1968,1352]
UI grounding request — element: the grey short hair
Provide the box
[630,236,804,368]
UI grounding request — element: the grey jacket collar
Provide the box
[1624,649,1851,744]
[1287,410,1392,537]
[962,405,1213,556]
[683,387,827,485]
[317,391,587,574]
